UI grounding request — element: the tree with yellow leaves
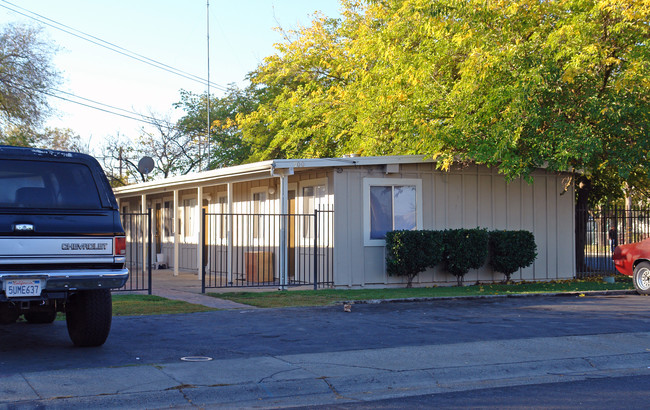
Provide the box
[240,0,649,197]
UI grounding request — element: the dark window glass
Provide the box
[370,185,417,239]
[0,160,102,209]
[370,186,393,239]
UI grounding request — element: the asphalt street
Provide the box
[301,375,650,409]
[1,293,649,408]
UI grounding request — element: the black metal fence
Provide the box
[201,209,334,290]
[577,207,650,277]
[115,209,152,293]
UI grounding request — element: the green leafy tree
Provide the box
[0,23,60,140]
[174,85,258,169]
[240,0,649,191]
[241,0,648,272]
[238,12,359,160]
[3,125,85,152]
[37,127,85,152]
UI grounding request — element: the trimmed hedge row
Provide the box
[386,228,537,287]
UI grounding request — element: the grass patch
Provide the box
[111,294,217,316]
[46,294,216,320]
[208,277,634,308]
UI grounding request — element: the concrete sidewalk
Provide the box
[145,269,256,310]
[4,332,650,408]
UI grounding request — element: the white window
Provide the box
[303,185,326,239]
[183,198,197,242]
[363,178,423,246]
[251,188,267,241]
[216,194,228,242]
[299,180,328,239]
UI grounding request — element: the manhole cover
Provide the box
[180,356,213,362]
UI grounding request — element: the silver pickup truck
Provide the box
[0,146,128,346]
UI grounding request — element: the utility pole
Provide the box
[206,0,211,171]
[119,147,123,180]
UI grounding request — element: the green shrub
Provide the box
[489,230,537,283]
[386,230,444,288]
[443,228,489,286]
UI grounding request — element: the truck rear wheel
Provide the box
[66,289,112,347]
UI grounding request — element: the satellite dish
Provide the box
[138,156,154,174]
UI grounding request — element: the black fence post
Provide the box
[314,209,319,290]
[147,208,152,295]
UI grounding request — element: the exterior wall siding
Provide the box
[334,163,575,288]
[116,158,575,288]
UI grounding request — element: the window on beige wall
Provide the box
[252,190,266,240]
[302,184,327,239]
[183,198,197,242]
[216,195,227,241]
[163,201,172,240]
[363,178,423,246]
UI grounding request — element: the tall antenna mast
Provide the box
[206,0,211,171]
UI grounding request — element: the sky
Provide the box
[0,0,342,153]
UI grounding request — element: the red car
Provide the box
[612,238,650,294]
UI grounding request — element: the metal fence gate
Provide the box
[201,209,334,290]
[115,209,152,293]
[577,206,650,277]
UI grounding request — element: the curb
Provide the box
[340,289,639,306]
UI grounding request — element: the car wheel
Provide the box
[24,308,57,324]
[66,289,112,347]
[633,262,650,295]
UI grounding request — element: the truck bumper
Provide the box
[0,269,129,301]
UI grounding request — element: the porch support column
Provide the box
[227,182,233,285]
[271,165,293,291]
[279,174,289,290]
[140,194,148,270]
[173,189,180,276]
[197,186,203,279]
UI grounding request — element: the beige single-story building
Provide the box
[113,155,575,289]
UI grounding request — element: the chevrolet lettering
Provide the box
[0,146,128,347]
[14,224,34,232]
[62,243,108,251]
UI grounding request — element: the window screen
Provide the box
[0,160,102,209]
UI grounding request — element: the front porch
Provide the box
[117,207,334,294]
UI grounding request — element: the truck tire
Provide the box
[66,289,113,347]
[24,308,57,324]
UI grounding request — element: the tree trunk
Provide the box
[575,177,592,275]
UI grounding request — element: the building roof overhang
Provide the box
[113,155,433,198]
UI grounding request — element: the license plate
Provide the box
[5,279,43,298]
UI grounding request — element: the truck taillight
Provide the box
[114,236,126,256]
